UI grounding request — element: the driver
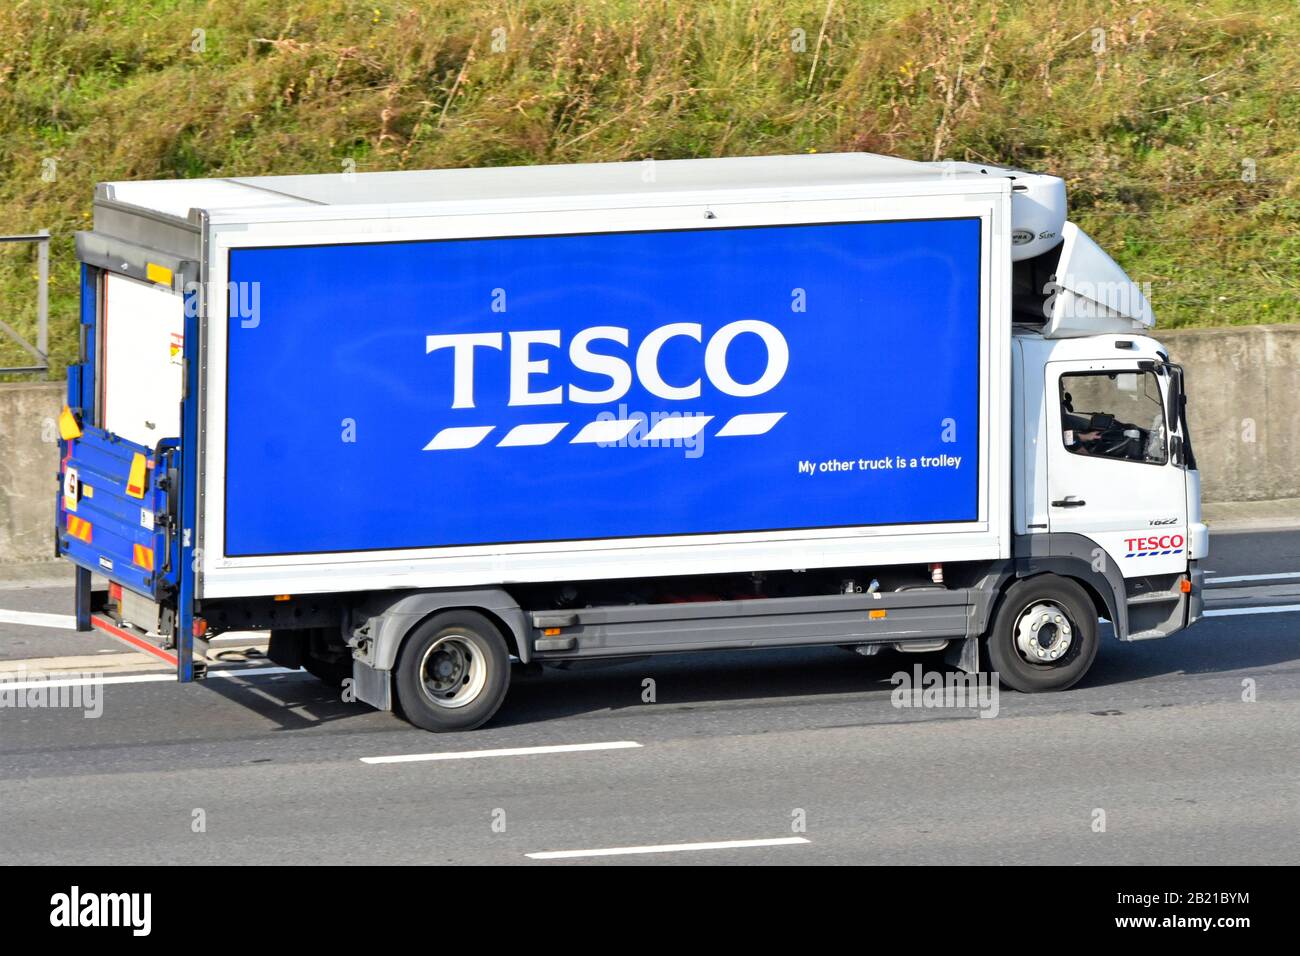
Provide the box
[1068,428,1104,455]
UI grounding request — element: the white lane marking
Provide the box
[0,665,295,691]
[0,609,76,630]
[715,411,786,437]
[1204,571,1300,586]
[642,415,712,442]
[361,740,642,765]
[527,836,810,860]
[498,422,568,447]
[423,426,494,450]
[207,666,297,680]
[1203,604,1300,618]
[570,419,638,444]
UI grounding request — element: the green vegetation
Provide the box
[1,0,1296,371]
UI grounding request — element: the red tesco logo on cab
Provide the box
[1125,534,1185,552]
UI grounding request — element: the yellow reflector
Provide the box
[132,543,155,571]
[83,484,94,498]
[868,609,887,620]
[125,452,148,498]
[543,627,561,636]
[273,594,291,602]
[146,262,173,286]
[58,406,82,440]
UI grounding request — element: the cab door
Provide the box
[1045,360,1188,577]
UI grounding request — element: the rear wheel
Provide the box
[985,575,1099,692]
[394,610,510,732]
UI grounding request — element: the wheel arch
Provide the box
[354,588,532,674]
[1001,568,1117,636]
[400,605,523,663]
[1010,533,1129,640]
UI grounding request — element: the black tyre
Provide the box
[984,575,1099,692]
[394,610,511,732]
[303,650,352,689]
[297,627,352,688]
[270,628,351,687]
[267,629,306,670]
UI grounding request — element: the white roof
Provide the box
[100,152,1001,222]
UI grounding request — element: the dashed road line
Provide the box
[526,836,810,860]
[0,665,295,691]
[1204,571,1300,586]
[0,609,76,630]
[1203,603,1300,618]
[361,741,643,765]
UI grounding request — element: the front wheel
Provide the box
[984,575,1099,692]
[394,610,511,732]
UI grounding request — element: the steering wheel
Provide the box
[1096,424,1137,458]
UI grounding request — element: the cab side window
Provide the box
[1060,370,1168,465]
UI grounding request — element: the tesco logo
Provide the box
[1124,534,1185,552]
[425,320,789,409]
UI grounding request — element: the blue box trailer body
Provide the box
[224,217,983,556]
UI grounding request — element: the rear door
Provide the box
[58,273,184,599]
[101,273,185,446]
[60,429,177,598]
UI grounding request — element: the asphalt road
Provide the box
[0,529,1297,865]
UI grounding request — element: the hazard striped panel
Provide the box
[132,543,155,571]
[66,514,93,543]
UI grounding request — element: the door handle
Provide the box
[1052,497,1086,508]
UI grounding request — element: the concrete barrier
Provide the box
[0,381,62,563]
[0,325,1295,561]
[1160,325,1300,504]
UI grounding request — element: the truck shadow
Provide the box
[491,647,950,728]
[198,649,914,733]
[192,611,1297,733]
[195,670,382,732]
[493,613,1299,728]
[1088,613,1300,686]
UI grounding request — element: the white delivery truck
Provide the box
[56,152,1206,731]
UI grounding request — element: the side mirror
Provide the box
[1166,366,1181,433]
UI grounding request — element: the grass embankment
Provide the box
[1,0,1296,371]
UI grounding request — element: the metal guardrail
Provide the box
[0,230,51,374]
